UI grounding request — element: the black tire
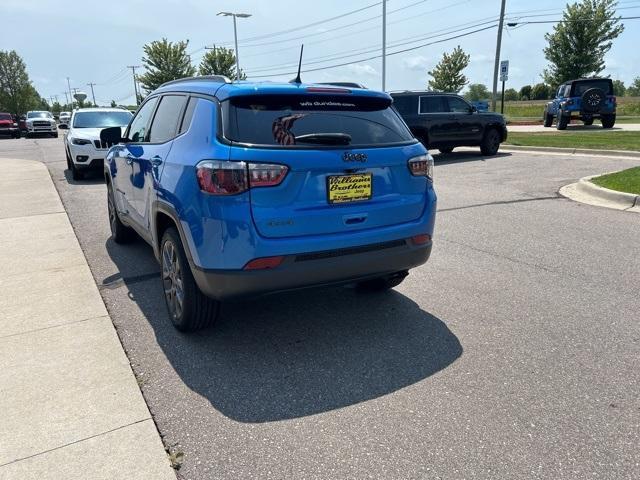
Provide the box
[556,112,569,130]
[71,162,84,180]
[107,182,135,243]
[601,114,616,129]
[356,271,409,293]
[439,147,454,154]
[543,110,553,127]
[160,227,220,331]
[65,146,72,170]
[583,118,594,126]
[480,128,501,156]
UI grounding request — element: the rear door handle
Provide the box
[151,155,163,166]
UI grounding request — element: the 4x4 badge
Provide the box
[343,152,367,162]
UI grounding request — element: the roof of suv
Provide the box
[389,91,462,97]
[153,77,390,102]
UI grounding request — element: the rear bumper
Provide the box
[191,239,432,300]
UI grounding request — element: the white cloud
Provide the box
[346,64,379,77]
[402,56,430,71]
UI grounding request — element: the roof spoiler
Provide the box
[159,75,232,88]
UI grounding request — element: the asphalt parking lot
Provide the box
[1,135,639,479]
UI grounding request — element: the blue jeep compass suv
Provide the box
[104,76,437,331]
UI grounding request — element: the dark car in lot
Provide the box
[0,113,20,138]
[543,78,616,130]
[390,91,507,155]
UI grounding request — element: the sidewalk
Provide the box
[0,159,175,479]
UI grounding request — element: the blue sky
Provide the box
[2,0,639,104]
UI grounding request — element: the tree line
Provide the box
[427,0,638,101]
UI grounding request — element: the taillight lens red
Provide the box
[408,154,434,179]
[244,256,285,270]
[196,161,288,195]
[411,234,431,245]
[248,163,288,187]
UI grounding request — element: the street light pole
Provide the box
[127,66,141,105]
[491,0,507,112]
[218,12,252,79]
[66,77,73,109]
[382,0,387,91]
[87,83,97,105]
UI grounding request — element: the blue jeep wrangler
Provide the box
[543,78,616,130]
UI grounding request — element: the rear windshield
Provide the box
[222,94,413,147]
[0,114,12,121]
[572,80,613,96]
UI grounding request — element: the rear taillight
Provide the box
[408,154,434,180]
[411,234,431,245]
[248,163,288,187]
[244,256,285,270]
[196,161,248,195]
[196,161,288,195]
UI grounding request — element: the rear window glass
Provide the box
[572,80,612,96]
[222,94,413,147]
[419,96,446,113]
[392,96,416,115]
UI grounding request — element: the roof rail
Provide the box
[159,75,232,88]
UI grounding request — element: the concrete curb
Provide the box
[0,158,176,479]
[502,144,640,158]
[559,173,640,213]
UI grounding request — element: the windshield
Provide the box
[27,112,52,119]
[223,94,413,147]
[0,114,12,121]
[72,111,132,128]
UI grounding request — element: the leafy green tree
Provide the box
[504,88,519,101]
[627,77,640,96]
[519,85,532,100]
[198,46,246,80]
[543,0,624,87]
[138,38,196,92]
[51,101,62,114]
[531,83,552,100]
[0,50,43,115]
[612,79,626,96]
[464,83,490,101]
[427,46,470,93]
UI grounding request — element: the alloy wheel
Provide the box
[162,240,184,321]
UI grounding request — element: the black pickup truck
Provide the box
[391,91,508,155]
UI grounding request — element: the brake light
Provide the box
[248,163,288,187]
[306,87,351,94]
[244,256,285,270]
[411,234,431,245]
[196,161,248,195]
[408,154,434,179]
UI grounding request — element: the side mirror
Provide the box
[100,126,125,148]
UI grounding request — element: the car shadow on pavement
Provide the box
[105,239,463,424]
[62,167,105,185]
[433,151,512,165]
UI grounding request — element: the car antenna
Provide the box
[290,44,304,84]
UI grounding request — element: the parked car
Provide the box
[103,76,437,332]
[390,91,507,155]
[471,100,489,112]
[64,107,133,180]
[543,78,616,130]
[18,115,27,134]
[0,112,20,138]
[58,111,71,128]
[25,111,58,137]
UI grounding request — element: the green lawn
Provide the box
[592,167,640,195]
[505,131,640,152]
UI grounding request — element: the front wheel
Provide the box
[161,227,220,332]
[107,182,135,243]
[543,111,553,127]
[480,128,501,156]
[556,113,569,130]
[439,147,454,154]
[601,114,616,129]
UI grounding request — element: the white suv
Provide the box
[58,111,71,128]
[25,111,58,137]
[64,108,132,180]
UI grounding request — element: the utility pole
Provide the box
[87,82,97,105]
[127,66,141,105]
[382,0,387,91]
[63,91,69,109]
[491,0,507,112]
[66,77,73,109]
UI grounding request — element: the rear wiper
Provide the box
[295,133,352,145]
